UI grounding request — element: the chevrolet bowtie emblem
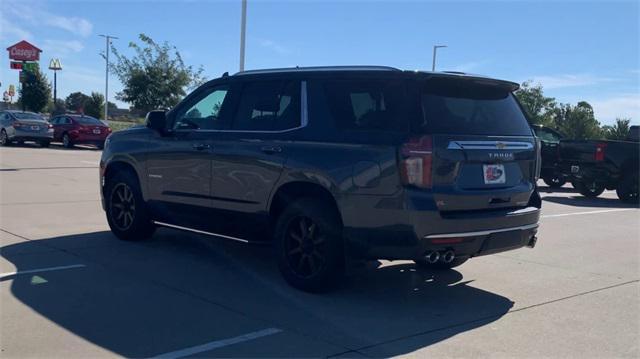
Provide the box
[496,142,506,149]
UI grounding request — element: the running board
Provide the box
[153,221,258,244]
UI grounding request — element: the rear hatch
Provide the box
[401,75,538,212]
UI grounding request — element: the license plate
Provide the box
[30,125,39,131]
[483,164,506,184]
[93,129,101,134]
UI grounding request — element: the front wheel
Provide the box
[0,130,11,146]
[616,173,639,204]
[105,171,155,241]
[275,198,345,292]
[543,176,566,188]
[575,180,605,198]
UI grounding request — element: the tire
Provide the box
[414,257,468,270]
[62,133,74,148]
[97,141,105,150]
[575,180,605,198]
[616,173,639,204]
[39,140,50,148]
[543,176,566,188]
[275,198,345,292]
[105,170,155,241]
[0,130,11,146]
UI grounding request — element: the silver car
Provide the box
[0,110,54,147]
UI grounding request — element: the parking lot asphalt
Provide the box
[1,144,638,358]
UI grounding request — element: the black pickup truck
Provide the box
[532,125,566,187]
[558,126,639,203]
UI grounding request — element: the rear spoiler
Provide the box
[418,72,520,92]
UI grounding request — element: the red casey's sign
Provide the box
[7,40,42,61]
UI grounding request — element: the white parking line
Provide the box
[542,208,637,218]
[80,160,98,165]
[0,264,86,279]
[153,328,282,359]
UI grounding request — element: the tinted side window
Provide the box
[534,128,561,143]
[323,80,407,131]
[174,85,230,130]
[232,80,300,131]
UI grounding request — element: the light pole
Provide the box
[48,58,62,104]
[239,0,247,71]
[99,34,118,121]
[432,45,447,71]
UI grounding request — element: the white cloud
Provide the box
[589,94,640,125]
[527,74,617,89]
[45,16,93,38]
[0,11,33,42]
[5,2,93,38]
[258,39,291,56]
[42,39,85,57]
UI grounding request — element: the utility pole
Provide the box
[239,0,247,71]
[48,59,62,104]
[99,34,118,121]
[432,45,447,71]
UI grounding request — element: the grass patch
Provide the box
[108,119,144,132]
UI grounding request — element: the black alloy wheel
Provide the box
[284,216,327,279]
[109,182,136,231]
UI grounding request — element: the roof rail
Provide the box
[234,66,401,76]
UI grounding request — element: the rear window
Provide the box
[13,112,43,121]
[323,80,407,131]
[419,80,532,136]
[73,116,103,125]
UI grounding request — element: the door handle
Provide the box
[192,143,211,151]
[261,145,282,154]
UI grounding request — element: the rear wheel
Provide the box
[414,257,468,270]
[105,171,155,241]
[275,198,345,292]
[616,173,639,204]
[0,130,11,146]
[63,133,74,148]
[575,180,605,198]
[543,176,566,188]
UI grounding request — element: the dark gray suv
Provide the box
[100,66,541,291]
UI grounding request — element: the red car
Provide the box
[50,114,112,149]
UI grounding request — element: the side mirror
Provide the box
[146,110,167,134]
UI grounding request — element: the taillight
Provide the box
[594,143,607,161]
[47,123,53,129]
[399,135,433,189]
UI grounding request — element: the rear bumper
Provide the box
[341,190,541,260]
[9,128,53,141]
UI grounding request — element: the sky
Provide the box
[1,0,638,125]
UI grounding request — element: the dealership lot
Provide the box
[0,145,638,358]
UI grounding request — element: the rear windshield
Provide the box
[419,80,532,136]
[13,112,43,121]
[73,116,103,125]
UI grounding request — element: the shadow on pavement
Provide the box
[542,195,638,209]
[537,185,577,194]
[1,230,514,357]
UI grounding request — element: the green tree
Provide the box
[18,68,51,112]
[46,99,67,116]
[65,92,90,112]
[602,118,631,140]
[553,101,603,140]
[110,33,205,114]
[84,92,105,119]
[514,81,557,126]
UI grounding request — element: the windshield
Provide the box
[419,81,532,136]
[73,116,103,125]
[13,112,44,121]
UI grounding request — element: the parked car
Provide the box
[100,67,541,291]
[532,125,566,188]
[0,110,54,147]
[49,114,112,149]
[558,126,639,203]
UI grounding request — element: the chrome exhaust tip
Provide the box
[425,251,440,264]
[442,250,455,264]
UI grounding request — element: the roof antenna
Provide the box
[222,71,229,77]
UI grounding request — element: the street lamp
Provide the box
[432,45,447,71]
[99,34,118,121]
[48,58,62,104]
[239,0,247,71]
